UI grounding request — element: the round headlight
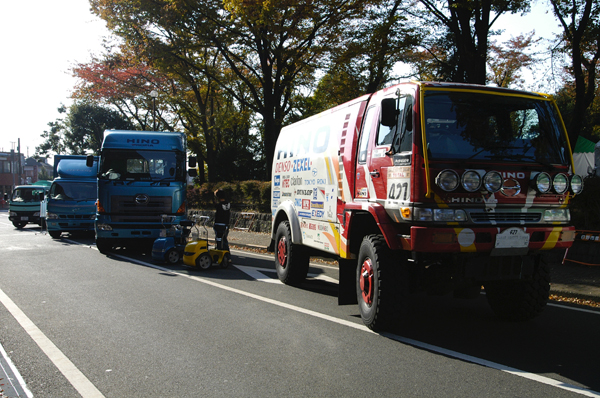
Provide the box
[461,170,481,192]
[436,170,459,192]
[534,172,551,193]
[483,171,502,192]
[553,173,568,194]
[570,175,583,194]
[552,173,569,194]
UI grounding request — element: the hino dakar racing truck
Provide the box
[270,81,583,331]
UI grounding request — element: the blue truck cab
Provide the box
[46,155,98,239]
[88,130,196,253]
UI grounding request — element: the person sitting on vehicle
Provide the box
[214,189,231,253]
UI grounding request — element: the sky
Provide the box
[0,0,563,159]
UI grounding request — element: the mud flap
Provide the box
[338,258,358,305]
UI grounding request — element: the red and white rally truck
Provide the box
[270,81,583,331]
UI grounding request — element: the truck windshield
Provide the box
[50,182,96,201]
[99,150,184,181]
[12,188,45,202]
[424,91,567,164]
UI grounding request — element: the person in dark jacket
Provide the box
[214,189,231,251]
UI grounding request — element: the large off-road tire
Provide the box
[96,238,112,254]
[484,262,550,321]
[356,235,400,331]
[165,248,180,264]
[49,231,62,239]
[274,221,309,285]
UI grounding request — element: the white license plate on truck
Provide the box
[495,227,530,248]
[20,216,29,221]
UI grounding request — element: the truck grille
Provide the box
[110,195,172,223]
[469,212,541,223]
[59,214,91,219]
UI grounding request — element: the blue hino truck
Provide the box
[87,130,197,253]
[46,155,98,239]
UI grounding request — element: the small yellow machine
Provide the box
[183,215,231,270]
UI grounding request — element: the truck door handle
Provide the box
[370,170,380,178]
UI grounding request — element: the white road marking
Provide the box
[0,288,105,398]
[234,264,339,284]
[0,341,33,398]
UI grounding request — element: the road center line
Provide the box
[0,288,105,398]
[112,252,600,397]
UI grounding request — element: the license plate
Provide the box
[495,227,530,249]
[20,216,29,221]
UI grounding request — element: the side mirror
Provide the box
[86,155,94,167]
[188,156,197,168]
[380,98,398,127]
[188,169,198,178]
[3,193,8,201]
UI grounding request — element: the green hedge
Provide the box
[187,181,271,213]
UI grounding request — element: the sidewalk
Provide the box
[217,229,600,304]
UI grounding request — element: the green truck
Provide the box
[5,181,52,229]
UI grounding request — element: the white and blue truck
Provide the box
[87,130,197,253]
[46,155,98,239]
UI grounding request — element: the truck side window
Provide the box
[358,106,377,163]
[398,96,413,153]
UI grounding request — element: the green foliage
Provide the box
[187,180,271,212]
[36,102,132,157]
[570,175,600,230]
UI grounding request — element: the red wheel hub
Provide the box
[360,258,374,305]
[277,237,288,268]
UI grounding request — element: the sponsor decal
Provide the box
[373,148,387,158]
[388,166,411,179]
[293,157,312,172]
[311,201,324,209]
[274,160,292,173]
[273,191,281,199]
[282,178,290,188]
[296,189,313,196]
[291,176,303,186]
[298,211,312,218]
[302,199,311,210]
[295,198,303,207]
[357,188,368,198]
[309,223,316,230]
[393,154,411,165]
[272,199,280,207]
[312,209,324,218]
[281,192,292,197]
[274,175,281,187]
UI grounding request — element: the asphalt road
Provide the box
[1,212,599,398]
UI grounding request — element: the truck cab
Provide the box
[90,130,196,253]
[46,156,98,239]
[6,182,51,229]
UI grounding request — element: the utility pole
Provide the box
[17,138,22,185]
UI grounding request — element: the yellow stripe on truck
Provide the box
[541,227,562,250]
